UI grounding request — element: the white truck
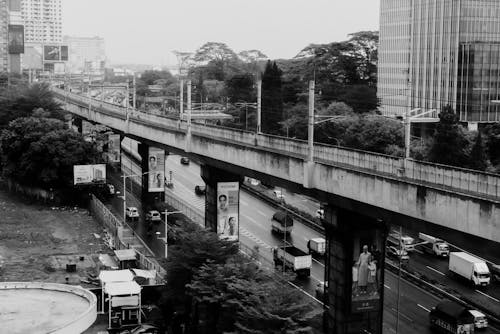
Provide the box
[449,252,490,287]
[273,246,312,277]
[417,233,450,257]
[387,231,415,252]
[307,238,326,256]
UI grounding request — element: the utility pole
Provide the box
[132,75,136,109]
[257,80,262,133]
[308,80,315,162]
[180,79,184,115]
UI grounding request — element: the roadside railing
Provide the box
[164,189,204,226]
[53,87,500,201]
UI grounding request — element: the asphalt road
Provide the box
[111,151,500,333]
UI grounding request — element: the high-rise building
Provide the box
[1,0,24,74]
[63,36,106,74]
[21,0,62,44]
[378,0,500,123]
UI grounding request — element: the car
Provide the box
[180,157,190,165]
[194,185,206,196]
[126,207,139,220]
[386,245,409,262]
[122,324,160,334]
[146,210,162,222]
[315,209,324,219]
[273,189,285,202]
[315,281,328,301]
[469,309,488,329]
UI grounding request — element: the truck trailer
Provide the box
[307,238,326,256]
[429,300,475,334]
[271,211,294,234]
[273,246,312,277]
[449,252,490,287]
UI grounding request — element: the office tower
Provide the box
[63,35,106,74]
[1,0,23,74]
[378,0,500,123]
[21,0,62,44]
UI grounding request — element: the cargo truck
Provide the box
[418,233,450,257]
[429,300,475,334]
[307,238,326,256]
[387,231,415,252]
[271,211,294,234]
[449,252,490,287]
[273,246,312,277]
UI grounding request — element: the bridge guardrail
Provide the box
[52,87,500,201]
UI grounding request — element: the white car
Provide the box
[386,245,409,262]
[126,207,139,220]
[273,189,285,200]
[146,210,161,222]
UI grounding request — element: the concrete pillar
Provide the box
[138,143,165,212]
[322,206,388,334]
[201,165,242,234]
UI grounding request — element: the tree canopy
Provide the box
[261,61,284,135]
[0,117,100,189]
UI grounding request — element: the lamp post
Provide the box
[157,209,181,259]
[120,171,154,226]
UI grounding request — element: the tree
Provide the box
[0,82,64,128]
[225,73,255,103]
[468,132,488,171]
[193,42,238,81]
[261,61,284,135]
[0,117,100,189]
[428,105,470,167]
[140,70,174,86]
[483,123,500,167]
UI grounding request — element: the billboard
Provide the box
[148,147,165,192]
[8,25,24,54]
[107,134,121,163]
[43,45,69,62]
[73,164,106,185]
[216,182,239,241]
[351,233,383,313]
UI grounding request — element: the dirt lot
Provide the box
[0,188,109,286]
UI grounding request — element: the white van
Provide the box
[469,309,488,329]
[388,232,415,252]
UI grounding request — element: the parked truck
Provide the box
[273,246,312,277]
[271,211,294,234]
[307,238,326,256]
[418,233,450,257]
[449,252,490,287]
[429,300,475,334]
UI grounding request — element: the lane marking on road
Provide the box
[417,304,430,312]
[391,308,413,322]
[256,210,267,217]
[475,289,500,303]
[426,265,445,276]
[239,227,272,249]
[310,276,322,283]
[384,284,391,290]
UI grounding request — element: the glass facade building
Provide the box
[378,0,500,123]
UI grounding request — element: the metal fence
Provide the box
[89,195,166,283]
[164,190,204,226]
[54,87,500,200]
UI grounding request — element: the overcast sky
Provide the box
[63,0,380,66]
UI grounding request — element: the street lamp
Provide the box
[403,108,439,159]
[119,171,154,226]
[156,209,181,259]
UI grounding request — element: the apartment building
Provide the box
[21,0,62,44]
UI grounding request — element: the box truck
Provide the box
[307,238,326,256]
[449,252,490,287]
[271,211,294,234]
[429,300,475,334]
[387,231,415,252]
[418,233,450,257]
[273,245,312,277]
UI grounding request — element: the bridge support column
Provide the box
[322,206,387,334]
[138,143,166,212]
[201,165,243,235]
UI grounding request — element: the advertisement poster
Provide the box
[60,45,68,61]
[148,147,165,192]
[216,182,239,241]
[351,234,383,313]
[107,134,121,163]
[44,45,60,61]
[8,25,24,54]
[73,164,106,185]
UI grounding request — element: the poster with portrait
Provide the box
[107,134,121,163]
[216,182,239,241]
[148,147,165,192]
[8,25,24,54]
[351,230,383,313]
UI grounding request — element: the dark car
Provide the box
[122,324,160,334]
[180,157,190,165]
[195,185,206,196]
